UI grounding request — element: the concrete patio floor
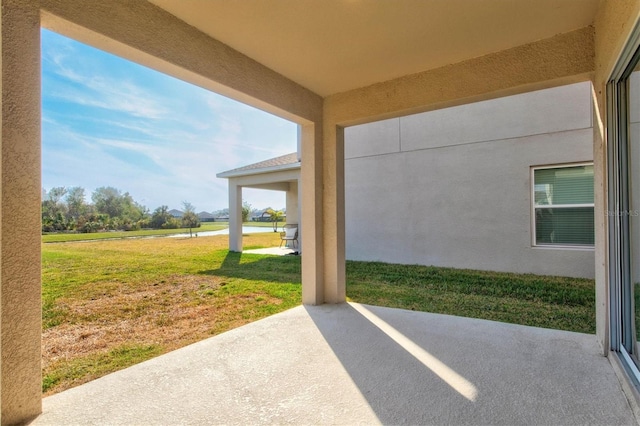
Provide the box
[32,303,637,425]
[243,246,297,256]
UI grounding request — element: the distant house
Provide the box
[198,211,216,222]
[168,209,183,219]
[251,210,272,222]
[217,152,300,254]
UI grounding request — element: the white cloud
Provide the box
[48,74,169,120]
[41,29,297,212]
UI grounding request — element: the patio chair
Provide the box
[280,224,298,248]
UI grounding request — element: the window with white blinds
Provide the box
[532,163,594,247]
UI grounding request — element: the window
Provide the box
[532,163,594,247]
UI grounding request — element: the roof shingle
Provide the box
[217,152,299,177]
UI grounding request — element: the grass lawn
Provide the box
[42,233,595,395]
[346,261,595,334]
[215,221,285,228]
[42,232,301,395]
[42,222,229,243]
[42,222,288,243]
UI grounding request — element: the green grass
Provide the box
[346,261,595,334]
[215,221,286,228]
[42,234,595,395]
[42,344,163,393]
[42,222,228,243]
[41,222,287,243]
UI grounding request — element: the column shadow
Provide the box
[199,251,301,284]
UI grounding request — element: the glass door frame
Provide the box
[608,18,640,386]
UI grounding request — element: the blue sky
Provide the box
[41,29,297,213]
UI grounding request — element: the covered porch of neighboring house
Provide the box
[216,153,301,253]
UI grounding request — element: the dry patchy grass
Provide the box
[42,232,301,395]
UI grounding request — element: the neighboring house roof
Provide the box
[168,209,184,218]
[251,209,271,218]
[216,152,300,178]
[198,211,215,219]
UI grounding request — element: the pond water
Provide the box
[166,226,276,238]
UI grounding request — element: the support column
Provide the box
[1,0,43,423]
[322,124,346,303]
[593,87,609,354]
[297,179,303,253]
[228,181,242,252]
[301,123,325,304]
[285,180,299,251]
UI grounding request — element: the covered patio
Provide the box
[3,0,640,424]
[32,304,635,425]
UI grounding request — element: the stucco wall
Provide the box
[1,0,43,423]
[345,82,595,278]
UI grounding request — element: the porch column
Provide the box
[286,180,300,251]
[297,178,303,253]
[322,123,346,303]
[301,123,325,304]
[301,117,345,304]
[228,181,242,252]
[1,0,43,423]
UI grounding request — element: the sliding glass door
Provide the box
[609,25,640,381]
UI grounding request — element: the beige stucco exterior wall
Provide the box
[593,0,640,354]
[1,0,42,423]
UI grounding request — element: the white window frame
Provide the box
[530,162,595,250]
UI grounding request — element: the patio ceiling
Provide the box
[149,0,598,96]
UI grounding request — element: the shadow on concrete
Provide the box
[305,304,474,424]
[198,251,301,284]
[305,303,634,425]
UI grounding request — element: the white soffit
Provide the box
[150,0,598,97]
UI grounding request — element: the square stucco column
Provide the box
[592,90,609,354]
[322,125,346,303]
[228,181,242,252]
[1,0,43,423]
[285,180,299,250]
[301,123,326,304]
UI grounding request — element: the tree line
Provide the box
[42,186,200,233]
